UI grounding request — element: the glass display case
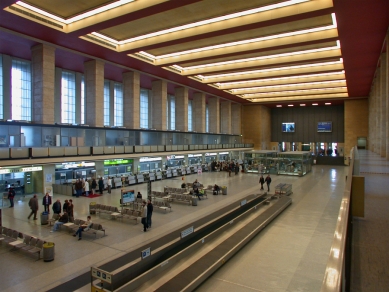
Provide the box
[277,151,312,176]
[243,150,278,174]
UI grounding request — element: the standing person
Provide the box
[75,179,83,198]
[63,199,69,213]
[67,199,74,222]
[42,192,52,213]
[259,175,265,190]
[147,199,153,229]
[141,200,148,232]
[8,187,15,208]
[91,178,97,195]
[107,177,112,194]
[98,177,104,194]
[84,179,90,197]
[73,216,92,240]
[265,174,272,192]
[136,192,143,199]
[27,194,39,220]
[52,199,61,215]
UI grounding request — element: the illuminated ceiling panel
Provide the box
[3,0,354,104]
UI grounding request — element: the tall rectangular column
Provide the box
[2,55,11,120]
[386,33,389,160]
[175,87,188,131]
[84,60,104,127]
[376,73,381,155]
[193,92,205,132]
[31,44,55,124]
[151,80,167,131]
[208,97,220,133]
[231,103,241,135]
[380,52,387,157]
[123,71,140,129]
[220,101,231,134]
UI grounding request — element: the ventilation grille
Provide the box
[9,6,63,29]
[84,35,117,49]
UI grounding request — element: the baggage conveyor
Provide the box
[91,195,292,292]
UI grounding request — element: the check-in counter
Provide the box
[136,174,144,183]
[166,170,172,178]
[128,175,136,185]
[156,171,162,180]
[172,169,178,176]
[149,173,156,181]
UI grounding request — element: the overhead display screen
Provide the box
[318,121,332,132]
[282,122,295,132]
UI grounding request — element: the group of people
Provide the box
[73,176,109,198]
[210,161,240,176]
[259,174,272,192]
[141,199,153,232]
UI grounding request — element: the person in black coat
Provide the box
[42,193,52,213]
[52,199,61,215]
[8,187,15,208]
[147,199,153,228]
[259,175,265,190]
[91,178,97,195]
[63,199,69,213]
[265,175,272,192]
[98,177,104,194]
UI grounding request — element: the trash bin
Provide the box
[89,202,97,215]
[222,186,227,195]
[42,242,55,262]
[191,196,198,206]
[41,212,49,225]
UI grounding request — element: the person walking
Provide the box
[265,174,272,192]
[98,177,104,194]
[42,192,52,213]
[28,194,39,220]
[259,175,265,190]
[52,199,61,215]
[141,200,148,232]
[147,199,153,229]
[8,187,15,208]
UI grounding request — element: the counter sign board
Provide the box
[181,226,194,239]
[91,267,112,284]
[141,247,151,260]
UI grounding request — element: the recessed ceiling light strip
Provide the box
[90,0,309,45]
[182,41,341,71]
[201,58,343,80]
[248,93,348,102]
[16,0,135,24]
[152,14,337,60]
[229,80,346,93]
[241,86,347,98]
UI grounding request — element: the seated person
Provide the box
[213,184,220,194]
[198,189,205,199]
[73,216,93,241]
[181,182,187,188]
[50,212,69,232]
[136,192,143,199]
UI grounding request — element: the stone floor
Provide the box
[1,153,381,292]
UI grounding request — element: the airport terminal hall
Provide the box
[0,0,389,291]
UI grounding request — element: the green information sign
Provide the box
[104,159,133,166]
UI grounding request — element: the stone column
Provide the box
[380,52,387,157]
[376,72,381,155]
[94,161,104,178]
[386,33,389,160]
[175,87,188,131]
[84,60,104,127]
[231,103,241,135]
[31,44,55,124]
[2,55,12,120]
[220,101,231,134]
[208,96,220,133]
[123,71,140,129]
[151,80,167,131]
[193,92,206,132]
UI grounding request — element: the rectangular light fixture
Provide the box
[325,102,331,105]
[300,104,306,106]
[276,105,282,107]
[312,103,318,105]
[288,105,294,107]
